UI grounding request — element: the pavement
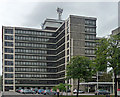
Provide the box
[0,91,95,97]
[2,91,43,95]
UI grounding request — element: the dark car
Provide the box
[22,89,36,94]
[95,89,110,95]
[67,89,71,92]
[43,90,56,95]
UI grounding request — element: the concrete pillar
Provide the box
[95,85,96,91]
[110,86,112,94]
[71,79,73,95]
[88,86,90,93]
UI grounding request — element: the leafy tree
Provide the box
[94,35,120,97]
[53,83,72,95]
[99,72,112,82]
[94,38,108,72]
[53,83,66,92]
[66,56,92,97]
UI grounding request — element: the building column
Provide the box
[88,86,90,93]
[13,27,15,92]
[110,86,113,94]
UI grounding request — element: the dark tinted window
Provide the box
[85,19,96,26]
[4,42,13,47]
[5,54,13,59]
[5,29,13,34]
[5,73,13,78]
[5,86,13,91]
[5,67,13,72]
[5,35,13,40]
[67,50,69,55]
[5,48,13,53]
[5,61,13,66]
[5,80,13,84]
[67,42,69,48]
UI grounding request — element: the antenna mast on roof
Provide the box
[57,7,63,20]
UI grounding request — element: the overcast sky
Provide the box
[0,0,119,75]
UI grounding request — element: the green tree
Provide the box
[99,72,112,82]
[94,38,108,72]
[53,83,71,95]
[53,83,66,92]
[66,56,92,97]
[94,35,120,97]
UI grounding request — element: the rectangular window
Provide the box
[85,27,96,33]
[67,57,69,62]
[85,19,96,26]
[4,42,13,47]
[5,80,13,84]
[67,42,69,48]
[67,49,69,55]
[5,29,13,34]
[5,67,13,72]
[5,86,13,91]
[5,61,13,66]
[5,48,13,53]
[67,35,69,41]
[5,54,13,59]
[5,35,13,40]
[5,73,13,78]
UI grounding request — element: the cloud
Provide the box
[22,2,118,36]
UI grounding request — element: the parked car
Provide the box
[33,88,38,93]
[18,89,24,93]
[38,89,44,94]
[73,89,84,94]
[95,89,110,95]
[16,89,21,92]
[22,89,36,94]
[43,90,56,95]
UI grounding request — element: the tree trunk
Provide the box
[114,73,117,97]
[77,78,80,97]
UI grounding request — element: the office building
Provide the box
[2,15,96,91]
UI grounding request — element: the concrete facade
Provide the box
[2,15,97,92]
